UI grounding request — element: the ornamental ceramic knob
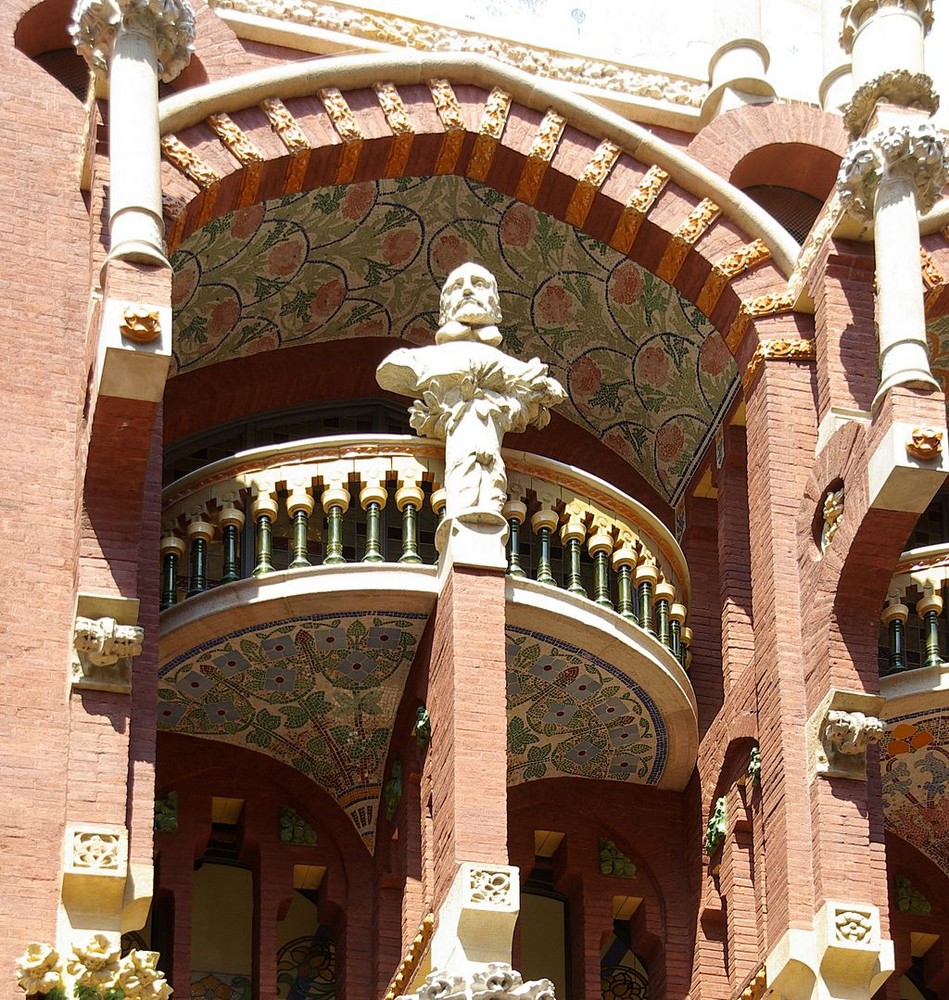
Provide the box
[71,0,196,82]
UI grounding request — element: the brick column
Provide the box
[426,566,509,909]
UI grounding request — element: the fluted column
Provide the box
[71,0,195,267]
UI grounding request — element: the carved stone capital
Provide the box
[840,0,933,52]
[807,689,885,780]
[62,823,129,926]
[837,122,949,219]
[70,0,196,81]
[398,964,554,1000]
[844,70,939,137]
[73,615,144,692]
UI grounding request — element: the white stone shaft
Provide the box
[873,166,939,403]
[842,2,930,94]
[109,19,166,265]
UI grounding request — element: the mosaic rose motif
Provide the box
[171,176,734,501]
[609,261,643,304]
[500,203,538,247]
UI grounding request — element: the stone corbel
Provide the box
[807,689,884,781]
[62,823,129,923]
[71,594,143,693]
[398,964,554,1000]
[430,863,520,978]
[765,900,894,1000]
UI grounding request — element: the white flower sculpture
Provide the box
[116,950,173,1000]
[15,942,63,995]
[66,934,122,990]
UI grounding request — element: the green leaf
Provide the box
[176,313,208,346]
[254,275,287,300]
[256,709,280,731]
[507,716,539,754]
[588,380,626,414]
[279,290,314,321]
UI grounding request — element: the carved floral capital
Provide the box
[840,0,933,52]
[837,122,949,219]
[844,70,939,137]
[398,964,554,1000]
[70,0,196,81]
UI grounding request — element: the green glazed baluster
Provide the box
[219,505,244,583]
[397,484,424,565]
[532,507,559,586]
[187,520,213,596]
[918,586,943,670]
[252,494,278,576]
[503,499,527,578]
[589,527,613,609]
[322,484,350,566]
[160,535,185,609]
[361,484,387,563]
[882,599,908,675]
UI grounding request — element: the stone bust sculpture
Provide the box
[436,263,503,347]
[376,264,564,525]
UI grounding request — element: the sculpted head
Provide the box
[436,263,503,345]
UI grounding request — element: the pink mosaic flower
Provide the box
[500,204,537,247]
[230,202,264,239]
[610,262,643,304]
[537,283,575,324]
[310,278,345,318]
[699,335,732,377]
[656,422,685,463]
[571,355,602,395]
[172,261,199,308]
[342,183,375,220]
[382,228,419,266]
[208,298,240,337]
[268,238,304,277]
[432,233,468,274]
[636,344,670,385]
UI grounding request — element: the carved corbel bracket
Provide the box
[430,862,520,978]
[397,964,554,1000]
[72,594,143,694]
[807,689,885,781]
[62,823,129,920]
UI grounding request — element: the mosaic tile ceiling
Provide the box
[159,613,668,851]
[171,175,735,502]
[882,710,949,876]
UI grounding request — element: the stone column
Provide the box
[71,0,195,268]
[838,118,948,407]
[836,0,946,410]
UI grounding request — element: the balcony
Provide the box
[157,435,698,848]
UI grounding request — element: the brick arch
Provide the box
[687,102,849,201]
[157,59,801,351]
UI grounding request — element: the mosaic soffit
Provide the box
[159,612,672,851]
[172,175,736,502]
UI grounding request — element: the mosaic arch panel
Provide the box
[881,710,949,876]
[505,625,666,786]
[158,611,428,852]
[171,175,736,502]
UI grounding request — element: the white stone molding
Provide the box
[15,943,64,996]
[71,0,196,82]
[398,964,555,1000]
[430,863,521,980]
[73,614,144,692]
[838,122,949,219]
[807,689,885,781]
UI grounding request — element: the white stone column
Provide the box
[841,0,931,95]
[837,118,948,406]
[71,0,195,267]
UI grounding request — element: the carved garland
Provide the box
[741,337,815,391]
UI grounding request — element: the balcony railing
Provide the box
[881,543,949,675]
[160,435,692,667]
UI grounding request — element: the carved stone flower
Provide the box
[835,909,873,943]
[15,942,63,995]
[116,950,173,1000]
[66,933,122,988]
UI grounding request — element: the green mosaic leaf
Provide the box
[508,716,539,754]
[256,709,281,731]
[254,275,287,299]
[279,289,315,321]
[177,313,208,346]
[247,728,273,749]
[377,205,416,234]
[587,380,626,414]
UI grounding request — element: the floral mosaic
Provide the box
[159,612,428,851]
[171,175,735,501]
[191,971,252,1000]
[505,626,666,786]
[881,709,949,875]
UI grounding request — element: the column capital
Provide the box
[837,121,949,219]
[840,0,933,54]
[70,0,196,82]
[843,69,939,137]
